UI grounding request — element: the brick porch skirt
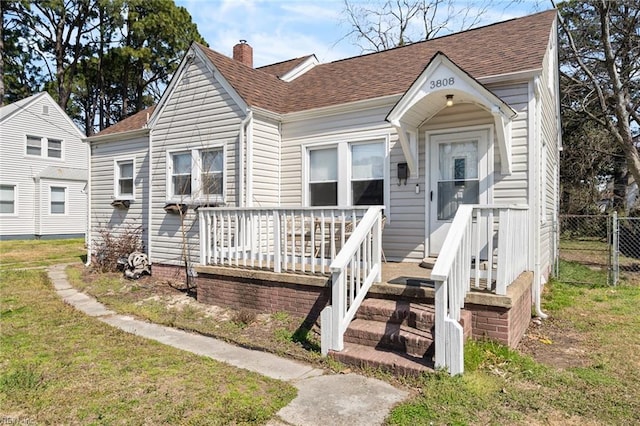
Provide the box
[152,263,533,347]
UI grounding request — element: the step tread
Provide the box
[358,298,436,328]
[330,342,434,377]
[348,318,433,340]
[344,318,434,357]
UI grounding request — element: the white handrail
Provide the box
[321,206,383,355]
[432,204,529,375]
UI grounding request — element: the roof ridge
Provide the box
[327,9,557,66]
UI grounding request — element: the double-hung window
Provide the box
[309,148,338,206]
[50,186,66,214]
[201,148,224,197]
[168,146,225,202]
[116,160,135,199]
[171,152,192,197]
[351,142,384,205]
[26,136,42,156]
[48,139,63,158]
[0,184,16,214]
[307,139,386,207]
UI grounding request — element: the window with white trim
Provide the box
[26,135,63,159]
[48,139,62,158]
[201,148,224,197]
[351,142,384,205]
[26,135,42,156]
[0,184,16,214]
[309,147,338,206]
[50,186,66,214]
[307,139,386,207]
[167,146,225,202]
[116,159,135,199]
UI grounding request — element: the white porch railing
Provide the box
[431,204,529,375]
[320,206,383,355]
[197,206,370,274]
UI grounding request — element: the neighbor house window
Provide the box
[351,142,384,205]
[26,136,63,158]
[48,139,62,158]
[116,160,134,199]
[167,146,226,202]
[201,148,223,197]
[0,184,16,214]
[309,147,338,206]
[307,140,387,207]
[26,135,42,156]
[50,186,66,214]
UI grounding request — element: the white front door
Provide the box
[428,130,489,255]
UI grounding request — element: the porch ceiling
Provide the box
[387,52,517,176]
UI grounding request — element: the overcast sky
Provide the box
[175,0,548,67]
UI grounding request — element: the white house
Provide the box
[86,10,561,375]
[0,92,88,240]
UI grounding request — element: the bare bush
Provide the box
[93,226,144,272]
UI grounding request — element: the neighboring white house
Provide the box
[87,10,561,374]
[0,92,88,240]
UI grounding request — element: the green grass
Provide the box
[67,266,325,364]
[389,270,640,425]
[0,269,296,424]
[0,238,85,270]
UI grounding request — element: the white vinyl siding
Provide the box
[90,135,149,254]
[151,54,242,265]
[0,184,16,215]
[250,116,280,206]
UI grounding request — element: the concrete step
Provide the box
[357,298,435,331]
[343,318,434,358]
[329,342,434,377]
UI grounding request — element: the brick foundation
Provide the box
[466,273,532,347]
[153,264,532,348]
[192,265,330,326]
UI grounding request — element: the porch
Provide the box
[196,205,531,375]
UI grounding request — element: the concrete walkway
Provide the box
[47,264,408,425]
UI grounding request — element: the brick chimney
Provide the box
[233,40,253,68]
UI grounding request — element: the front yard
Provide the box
[2,239,639,424]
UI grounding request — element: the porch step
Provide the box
[344,318,434,358]
[329,342,434,377]
[357,298,435,332]
[329,296,474,376]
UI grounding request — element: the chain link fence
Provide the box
[556,214,640,285]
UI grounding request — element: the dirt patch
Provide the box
[518,317,592,369]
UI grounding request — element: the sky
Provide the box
[175,0,549,68]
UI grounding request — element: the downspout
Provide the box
[531,77,548,319]
[85,143,92,266]
[238,110,253,207]
[147,128,153,262]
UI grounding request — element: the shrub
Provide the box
[93,226,143,272]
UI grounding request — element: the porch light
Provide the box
[446,94,454,107]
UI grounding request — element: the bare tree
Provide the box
[555,0,640,203]
[341,0,492,52]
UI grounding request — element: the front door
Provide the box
[428,130,489,255]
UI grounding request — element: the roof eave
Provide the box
[84,127,150,144]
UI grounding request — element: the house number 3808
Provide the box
[429,77,455,89]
